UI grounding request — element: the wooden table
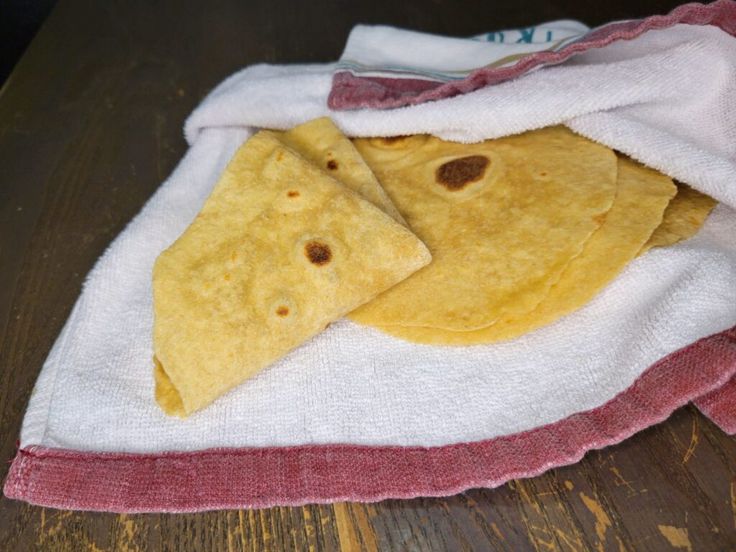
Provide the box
[1,0,734,549]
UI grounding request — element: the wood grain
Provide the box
[0,0,734,550]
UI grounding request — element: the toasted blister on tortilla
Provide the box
[275,117,406,225]
[639,181,717,255]
[376,156,677,345]
[152,130,431,416]
[348,126,618,331]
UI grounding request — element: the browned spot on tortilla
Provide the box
[276,151,284,161]
[305,241,332,265]
[223,273,231,281]
[540,171,548,177]
[287,190,300,198]
[593,213,607,225]
[436,155,490,190]
[276,306,289,317]
[327,160,338,171]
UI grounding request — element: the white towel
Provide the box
[17,17,736,458]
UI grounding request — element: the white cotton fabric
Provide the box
[337,21,590,79]
[20,23,736,453]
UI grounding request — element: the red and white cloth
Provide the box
[329,0,736,110]
[5,1,736,512]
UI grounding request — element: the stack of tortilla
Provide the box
[152,118,716,416]
[349,126,716,345]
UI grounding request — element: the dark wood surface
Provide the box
[1,0,734,550]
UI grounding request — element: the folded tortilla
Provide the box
[153,130,431,416]
[276,117,406,225]
[639,181,717,254]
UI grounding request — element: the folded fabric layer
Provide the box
[5,4,736,512]
[6,327,736,512]
[694,375,736,433]
[328,0,736,109]
[185,26,736,211]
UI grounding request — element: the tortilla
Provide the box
[377,156,676,345]
[276,118,406,224]
[348,126,618,331]
[153,131,431,416]
[639,182,717,254]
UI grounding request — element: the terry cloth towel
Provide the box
[329,0,736,110]
[4,1,736,513]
